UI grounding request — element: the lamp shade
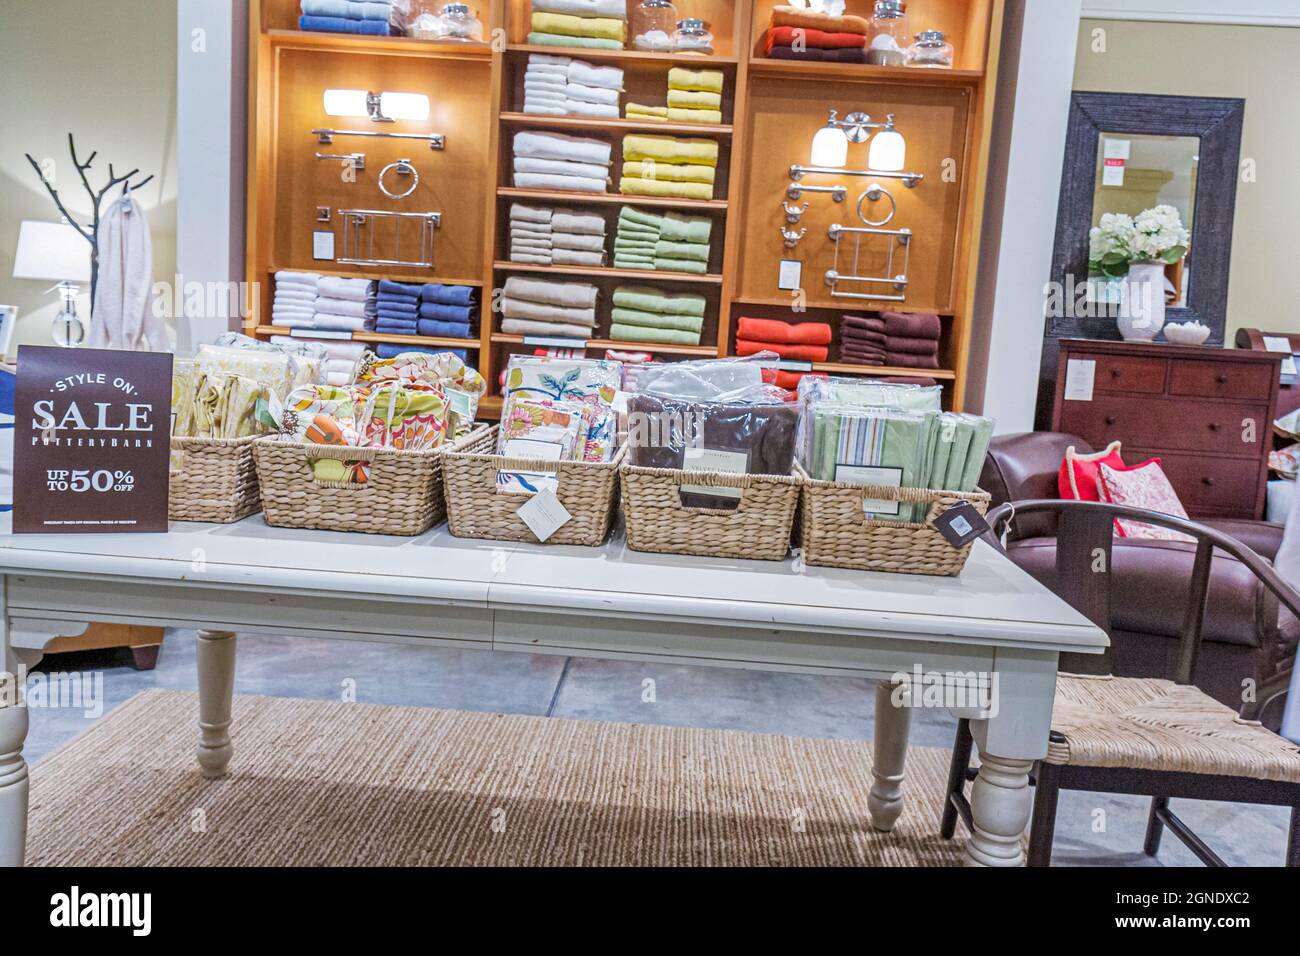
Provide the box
[810,125,848,168]
[323,89,369,118]
[379,92,430,122]
[12,221,90,283]
[868,129,907,172]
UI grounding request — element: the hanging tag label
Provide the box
[931,500,990,550]
[776,359,813,372]
[313,231,336,261]
[445,387,473,418]
[1063,358,1095,401]
[517,486,572,542]
[778,259,802,290]
[523,336,588,348]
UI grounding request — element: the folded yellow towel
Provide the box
[667,67,724,94]
[667,107,722,125]
[622,160,714,184]
[531,11,626,42]
[623,134,719,167]
[666,89,721,110]
[625,102,668,121]
[619,177,714,201]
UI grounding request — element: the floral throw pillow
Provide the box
[1098,460,1194,541]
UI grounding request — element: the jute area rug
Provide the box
[28,689,966,866]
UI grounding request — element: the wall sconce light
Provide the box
[794,109,921,187]
[323,89,430,123]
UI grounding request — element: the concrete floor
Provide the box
[22,629,1294,866]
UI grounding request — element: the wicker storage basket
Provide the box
[168,435,261,523]
[442,425,624,546]
[620,462,802,561]
[796,462,992,576]
[252,425,488,536]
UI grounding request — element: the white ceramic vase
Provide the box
[1116,262,1166,341]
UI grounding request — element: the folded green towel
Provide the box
[659,211,712,245]
[609,323,702,345]
[654,257,707,274]
[618,206,664,231]
[612,284,706,317]
[654,240,709,262]
[610,307,703,333]
[616,224,661,240]
[614,239,657,251]
[527,31,624,49]
[613,256,656,269]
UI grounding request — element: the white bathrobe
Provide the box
[89,194,170,351]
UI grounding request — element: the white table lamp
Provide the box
[12,220,91,347]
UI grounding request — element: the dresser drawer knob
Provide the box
[1105,415,1117,425]
[1202,477,1216,486]
[1216,374,1229,384]
[1208,422,1220,431]
[1110,367,1122,377]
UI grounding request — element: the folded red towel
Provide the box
[885,352,940,370]
[884,335,939,356]
[881,311,941,339]
[764,25,868,53]
[736,338,829,362]
[737,316,832,346]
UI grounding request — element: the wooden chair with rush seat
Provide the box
[940,499,1300,866]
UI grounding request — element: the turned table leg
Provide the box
[0,672,28,867]
[195,630,236,779]
[965,753,1034,867]
[868,678,913,832]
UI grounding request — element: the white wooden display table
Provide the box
[0,515,1106,867]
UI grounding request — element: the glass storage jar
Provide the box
[631,0,678,52]
[906,30,953,68]
[437,3,483,41]
[867,0,909,67]
[672,18,714,55]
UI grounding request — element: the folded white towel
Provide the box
[524,74,569,90]
[272,316,315,328]
[514,156,612,181]
[313,296,369,318]
[552,231,606,252]
[532,0,628,22]
[563,99,619,119]
[510,218,553,234]
[274,270,321,286]
[503,275,599,309]
[509,251,553,265]
[510,203,553,224]
[525,63,569,78]
[552,208,606,235]
[501,318,593,340]
[524,89,568,107]
[512,232,555,247]
[552,248,606,267]
[568,60,623,91]
[523,104,568,116]
[527,52,573,68]
[565,81,620,107]
[273,282,319,298]
[317,276,374,301]
[313,313,367,332]
[501,297,598,327]
[273,291,318,305]
[514,172,608,193]
[513,130,612,166]
[272,300,316,313]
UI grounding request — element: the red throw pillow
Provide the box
[1097,459,1194,541]
[1059,441,1124,501]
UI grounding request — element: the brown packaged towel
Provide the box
[881,311,941,339]
[884,335,940,356]
[627,394,799,509]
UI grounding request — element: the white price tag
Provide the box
[681,446,746,500]
[523,335,588,348]
[516,486,572,542]
[778,259,802,291]
[835,464,902,517]
[313,231,335,260]
[1064,358,1095,401]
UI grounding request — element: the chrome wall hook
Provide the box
[781,201,809,224]
[780,225,807,249]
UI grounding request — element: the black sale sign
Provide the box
[12,345,172,533]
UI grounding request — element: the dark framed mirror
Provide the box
[1035,91,1245,426]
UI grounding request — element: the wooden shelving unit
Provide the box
[247,0,1005,413]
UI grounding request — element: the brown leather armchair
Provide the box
[981,432,1296,724]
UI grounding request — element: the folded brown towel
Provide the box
[884,352,940,369]
[839,355,885,366]
[840,348,887,362]
[841,328,886,346]
[884,335,939,356]
[842,313,885,333]
[881,311,941,339]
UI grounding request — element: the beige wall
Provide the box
[1074,18,1300,339]
[0,0,177,355]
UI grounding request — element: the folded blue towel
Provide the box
[418,302,475,324]
[376,291,419,304]
[377,343,468,362]
[379,279,424,297]
[375,319,419,334]
[420,283,477,307]
[376,303,418,318]
[298,14,392,34]
[417,319,473,338]
[300,0,392,20]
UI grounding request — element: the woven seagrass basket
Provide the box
[252,425,488,536]
[442,425,624,546]
[796,462,991,576]
[168,435,261,524]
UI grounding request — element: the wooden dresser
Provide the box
[1051,339,1282,520]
